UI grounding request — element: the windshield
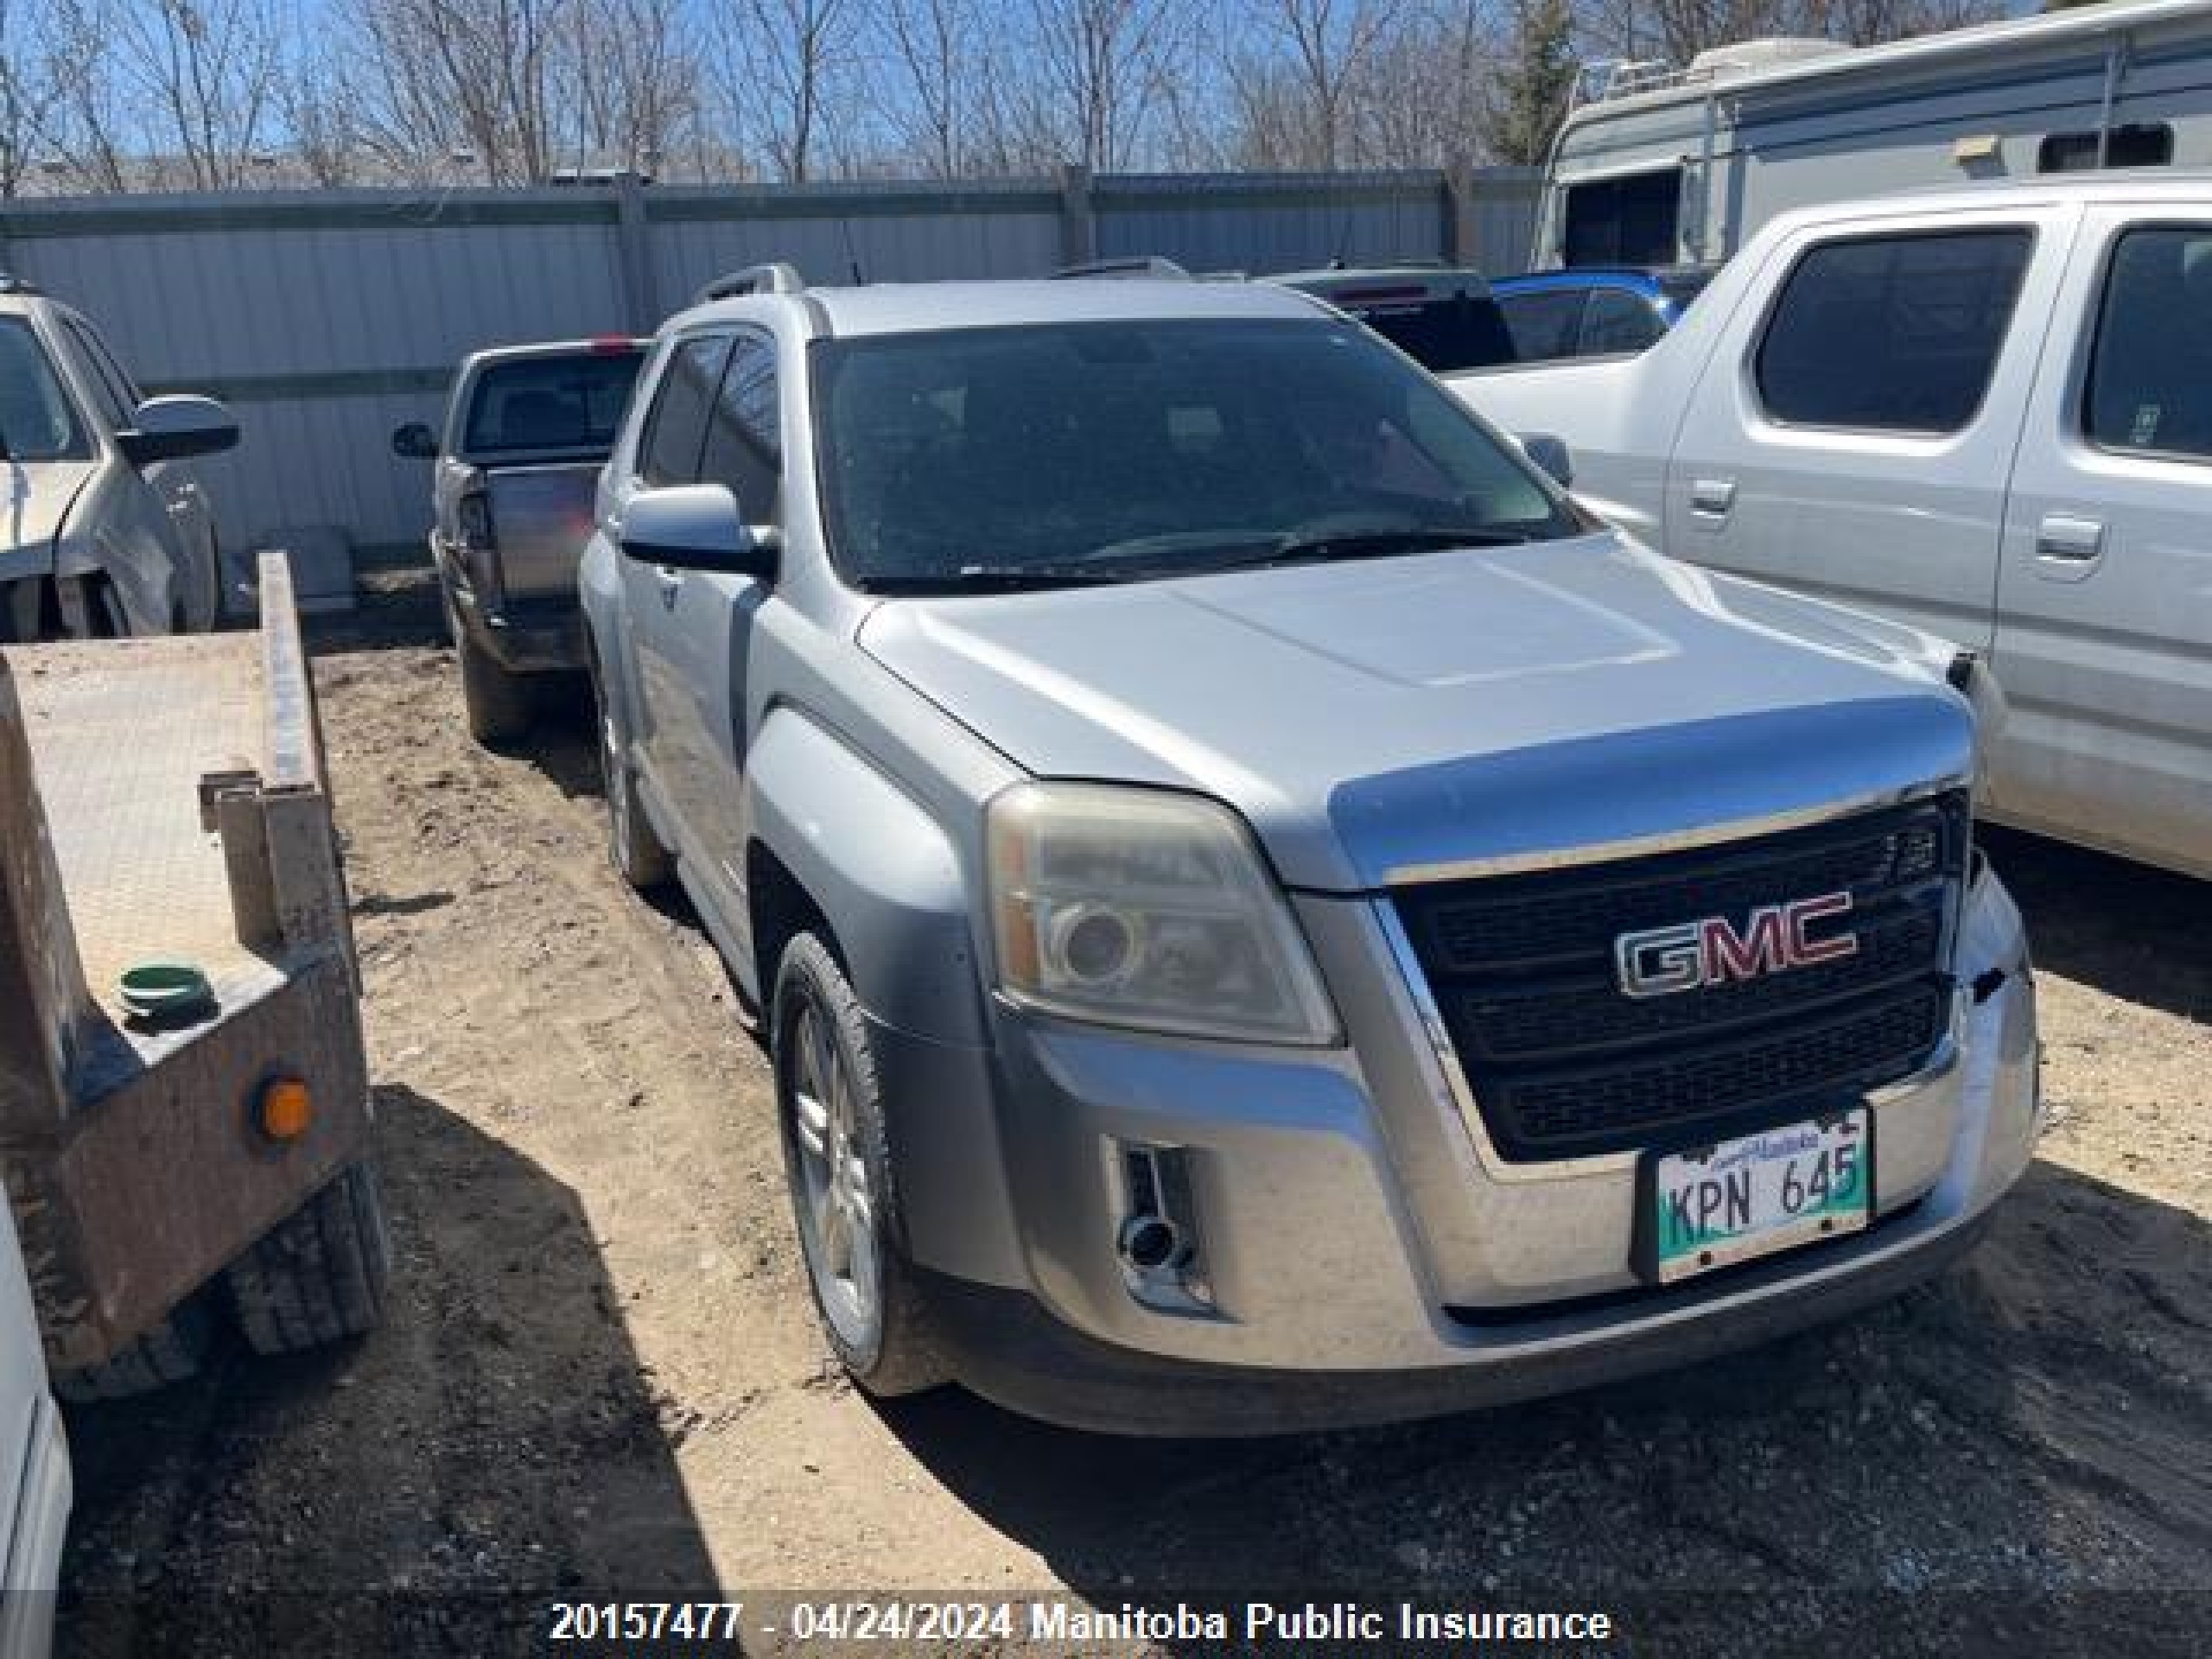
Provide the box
[813,318,1578,589]
[459,351,642,456]
[0,317,90,461]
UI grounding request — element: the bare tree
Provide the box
[719,0,855,182]
[41,0,130,192]
[105,0,285,190]
[1020,0,1186,171]
[566,0,702,177]
[349,0,573,185]
[882,0,980,176]
[0,0,61,196]
[1231,0,1402,170]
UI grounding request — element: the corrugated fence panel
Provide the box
[0,171,1541,563]
[1094,173,1449,273]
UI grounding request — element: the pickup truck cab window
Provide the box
[1753,228,2033,435]
[811,317,1575,590]
[2084,226,2212,462]
[639,334,730,486]
[1580,286,1666,355]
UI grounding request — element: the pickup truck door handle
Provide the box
[2034,513,2106,575]
[1688,477,1737,520]
[653,565,682,607]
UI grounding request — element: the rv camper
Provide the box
[1535,0,2212,270]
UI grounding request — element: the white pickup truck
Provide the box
[1452,174,2212,882]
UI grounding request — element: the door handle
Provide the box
[653,565,682,607]
[2035,513,2105,568]
[1689,477,1737,520]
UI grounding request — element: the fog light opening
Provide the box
[1114,1142,1211,1313]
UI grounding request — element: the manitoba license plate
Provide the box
[1649,1109,1870,1284]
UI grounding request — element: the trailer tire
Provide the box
[54,1295,213,1402]
[226,1163,392,1356]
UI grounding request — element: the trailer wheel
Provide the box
[226,1163,392,1356]
[54,1295,213,1402]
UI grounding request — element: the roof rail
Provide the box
[1051,256,1192,281]
[692,263,804,305]
[0,273,41,296]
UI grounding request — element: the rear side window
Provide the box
[2085,226,2212,462]
[1332,292,1517,373]
[1754,230,2032,434]
[1580,288,1665,355]
[638,336,728,486]
[1497,290,1586,363]
[698,333,781,519]
[461,350,643,456]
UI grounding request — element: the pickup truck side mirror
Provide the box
[1519,433,1573,491]
[620,483,779,581]
[390,422,439,461]
[116,394,238,465]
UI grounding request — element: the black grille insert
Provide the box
[1394,793,1967,1160]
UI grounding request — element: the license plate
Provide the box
[1648,1109,1870,1284]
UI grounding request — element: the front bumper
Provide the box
[890,862,2037,1432]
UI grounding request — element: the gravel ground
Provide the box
[53,580,2212,1657]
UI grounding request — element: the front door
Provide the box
[617,330,730,846]
[1989,211,2212,878]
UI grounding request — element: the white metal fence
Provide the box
[0,167,1541,561]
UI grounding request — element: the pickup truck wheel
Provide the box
[226,1163,392,1356]
[54,1295,213,1402]
[772,933,948,1397]
[450,598,533,746]
[594,666,674,890]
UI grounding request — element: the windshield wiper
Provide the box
[1213,524,1544,573]
[858,564,1132,594]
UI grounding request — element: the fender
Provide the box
[742,705,988,1049]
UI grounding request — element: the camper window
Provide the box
[2037,124,2174,175]
[1753,229,2033,435]
[1562,169,1682,267]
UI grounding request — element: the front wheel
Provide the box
[772,933,948,1397]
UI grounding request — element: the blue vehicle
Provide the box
[1489,266,1714,365]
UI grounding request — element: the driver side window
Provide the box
[639,334,729,486]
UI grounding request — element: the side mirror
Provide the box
[117,394,238,465]
[1519,433,1573,490]
[391,421,439,460]
[620,483,779,580]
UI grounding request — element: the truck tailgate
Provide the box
[487,462,601,601]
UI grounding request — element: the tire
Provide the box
[54,1295,213,1402]
[226,1163,392,1357]
[772,932,948,1397]
[594,656,674,891]
[451,596,533,746]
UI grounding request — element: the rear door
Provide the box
[617,331,729,823]
[1662,209,2069,650]
[1988,210,2212,877]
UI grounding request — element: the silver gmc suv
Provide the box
[580,264,2039,1434]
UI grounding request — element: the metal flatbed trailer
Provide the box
[0,552,387,1397]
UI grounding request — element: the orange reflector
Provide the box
[259,1078,314,1141]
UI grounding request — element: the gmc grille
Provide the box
[1393,793,1967,1160]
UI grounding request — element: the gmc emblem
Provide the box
[1615,892,1858,999]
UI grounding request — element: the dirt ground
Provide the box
[54,577,2212,1657]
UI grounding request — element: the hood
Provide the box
[859,534,1975,893]
[0,461,96,583]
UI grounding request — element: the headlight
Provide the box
[986,783,1340,1046]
